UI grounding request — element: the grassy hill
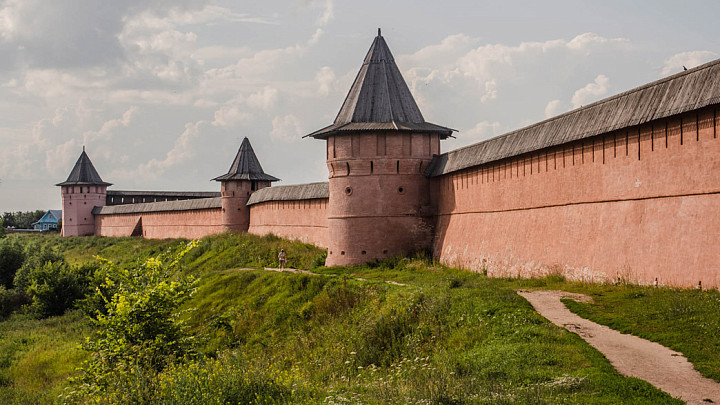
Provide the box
[1,233,717,403]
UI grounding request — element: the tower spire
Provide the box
[56,148,111,186]
[305,31,453,139]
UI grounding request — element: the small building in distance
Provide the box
[32,210,62,231]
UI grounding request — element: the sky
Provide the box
[1,0,720,211]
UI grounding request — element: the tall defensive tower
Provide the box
[56,148,111,236]
[213,137,279,232]
[306,29,453,266]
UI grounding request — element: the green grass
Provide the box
[0,310,90,403]
[500,276,720,383]
[179,264,679,403]
[1,234,714,403]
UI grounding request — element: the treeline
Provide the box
[2,211,45,229]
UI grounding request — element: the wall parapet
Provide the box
[93,197,221,215]
[106,190,219,205]
[247,182,328,205]
[427,58,720,177]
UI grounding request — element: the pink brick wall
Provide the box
[248,199,328,247]
[432,107,720,288]
[95,208,223,239]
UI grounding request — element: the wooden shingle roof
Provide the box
[93,197,222,215]
[247,182,329,206]
[306,29,453,139]
[56,148,112,186]
[212,137,280,182]
[427,58,720,177]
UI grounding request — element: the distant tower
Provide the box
[56,148,111,237]
[213,137,279,232]
[306,30,454,266]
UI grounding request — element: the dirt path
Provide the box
[262,268,407,286]
[517,289,720,404]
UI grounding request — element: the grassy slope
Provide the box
[185,267,679,403]
[0,311,90,403]
[0,234,711,403]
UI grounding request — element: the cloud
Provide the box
[309,28,324,45]
[315,0,334,26]
[315,66,336,96]
[83,106,138,143]
[545,99,562,118]
[247,86,279,110]
[45,138,80,174]
[108,119,207,184]
[270,115,302,142]
[571,74,609,108]
[450,121,502,148]
[211,105,250,127]
[660,51,718,76]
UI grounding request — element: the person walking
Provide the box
[278,249,287,269]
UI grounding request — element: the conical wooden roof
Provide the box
[306,29,453,139]
[213,137,280,182]
[56,149,112,186]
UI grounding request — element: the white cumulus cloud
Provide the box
[571,75,609,109]
[660,51,718,76]
[270,115,302,143]
[544,99,563,118]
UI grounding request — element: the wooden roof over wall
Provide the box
[247,182,329,206]
[93,197,221,215]
[427,58,720,177]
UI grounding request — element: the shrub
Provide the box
[67,241,200,402]
[0,238,24,289]
[25,261,97,318]
[0,285,31,318]
[13,243,64,291]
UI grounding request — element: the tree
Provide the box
[0,238,25,289]
[1,211,45,229]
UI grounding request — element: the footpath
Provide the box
[518,290,720,404]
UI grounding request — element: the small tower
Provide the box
[213,137,279,232]
[306,29,454,266]
[56,148,111,237]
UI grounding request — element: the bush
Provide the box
[25,261,97,318]
[0,285,31,318]
[13,243,64,291]
[0,238,24,289]
[67,241,200,402]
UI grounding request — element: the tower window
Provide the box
[344,187,353,196]
[251,181,258,191]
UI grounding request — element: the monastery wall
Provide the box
[95,208,223,239]
[431,106,720,288]
[248,198,329,247]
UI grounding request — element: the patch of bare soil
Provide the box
[517,289,720,404]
